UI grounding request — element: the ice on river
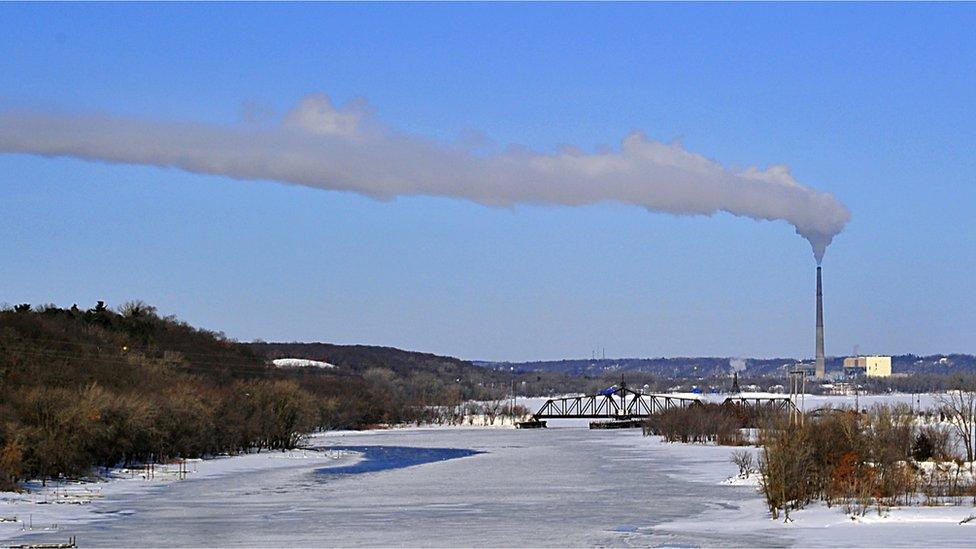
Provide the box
[5,424,975,547]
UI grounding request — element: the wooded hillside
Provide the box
[0,302,512,489]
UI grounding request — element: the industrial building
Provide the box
[843,356,892,378]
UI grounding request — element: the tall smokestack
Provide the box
[815,266,825,379]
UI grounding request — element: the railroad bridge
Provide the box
[531,385,796,421]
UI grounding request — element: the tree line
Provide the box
[641,384,976,521]
[756,400,975,520]
[642,403,775,445]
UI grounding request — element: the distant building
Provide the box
[824,370,847,382]
[790,362,815,377]
[843,356,891,378]
[824,382,858,396]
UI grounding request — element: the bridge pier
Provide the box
[589,419,643,429]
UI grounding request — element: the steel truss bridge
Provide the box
[532,386,796,420]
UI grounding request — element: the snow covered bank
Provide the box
[271,357,336,369]
[652,490,976,547]
[0,447,361,542]
[646,441,976,547]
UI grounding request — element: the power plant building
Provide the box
[843,356,892,378]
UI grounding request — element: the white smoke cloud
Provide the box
[0,93,850,260]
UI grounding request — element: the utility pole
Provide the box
[510,366,516,418]
[619,374,626,418]
[787,366,806,427]
[966,399,976,468]
[801,372,806,426]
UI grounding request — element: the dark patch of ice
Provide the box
[314,446,482,476]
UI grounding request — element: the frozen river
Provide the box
[14,425,784,547]
[11,421,976,547]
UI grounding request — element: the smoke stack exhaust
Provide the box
[0,94,852,262]
[815,266,825,379]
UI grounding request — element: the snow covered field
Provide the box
[271,358,337,369]
[3,393,973,547]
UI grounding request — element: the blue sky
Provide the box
[1,3,974,361]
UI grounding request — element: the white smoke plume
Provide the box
[0,93,850,261]
[729,358,747,373]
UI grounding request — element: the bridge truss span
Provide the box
[532,386,797,421]
[533,387,701,420]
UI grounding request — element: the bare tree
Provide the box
[730,449,754,478]
[937,380,976,463]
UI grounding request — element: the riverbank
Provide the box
[655,475,976,547]
[0,446,360,543]
[642,442,976,547]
